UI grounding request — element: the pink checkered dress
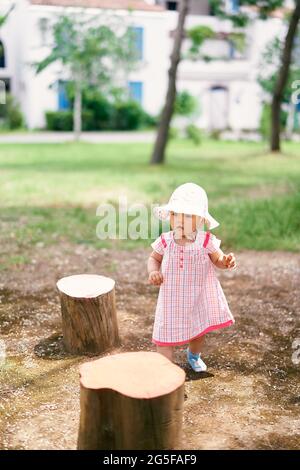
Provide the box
[151,230,234,346]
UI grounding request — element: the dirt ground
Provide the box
[0,242,299,450]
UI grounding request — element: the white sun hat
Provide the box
[153,182,219,229]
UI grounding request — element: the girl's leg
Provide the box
[156,345,174,362]
[189,334,205,355]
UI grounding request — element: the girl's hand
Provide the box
[148,270,164,286]
[222,253,237,270]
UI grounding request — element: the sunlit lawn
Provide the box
[0,138,299,269]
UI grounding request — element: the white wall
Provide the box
[176,14,283,131]
[17,3,173,128]
[0,1,286,131]
[125,11,171,116]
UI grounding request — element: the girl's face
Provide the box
[170,212,204,237]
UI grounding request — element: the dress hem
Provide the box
[152,319,234,346]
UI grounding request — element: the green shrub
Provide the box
[112,100,150,130]
[259,103,271,140]
[209,129,221,140]
[7,96,24,129]
[81,87,156,130]
[45,92,155,131]
[0,94,24,129]
[174,91,198,117]
[185,124,202,145]
[45,110,94,131]
[82,110,99,131]
[259,103,288,140]
[143,112,158,128]
[168,126,179,140]
[45,111,73,131]
[82,90,115,130]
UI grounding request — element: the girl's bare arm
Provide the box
[147,251,164,285]
[209,250,237,270]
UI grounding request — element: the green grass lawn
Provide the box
[0,138,299,269]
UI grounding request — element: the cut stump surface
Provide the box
[77,351,186,450]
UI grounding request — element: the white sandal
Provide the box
[186,347,207,372]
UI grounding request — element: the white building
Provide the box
[0,0,287,131]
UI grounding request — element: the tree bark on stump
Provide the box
[77,351,186,450]
[56,274,120,354]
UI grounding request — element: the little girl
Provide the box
[147,183,236,372]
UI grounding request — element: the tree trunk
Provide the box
[56,274,120,354]
[271,0,300,152]
[77,351,186,450]
[150,0,190,165]
[73,82,82,141]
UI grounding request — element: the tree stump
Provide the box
[56,274,120,354]
[77,351,186,450]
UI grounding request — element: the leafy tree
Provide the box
[150,0,190,164]
[211,0,300,152]
[270,1,300,151]
[187,25,215,59]
[150,0,286,164]
[36,13,137,140]
[258,35,300,106]
[152,0,300,162]
[0,3,15,27]
[174,90,198,116]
